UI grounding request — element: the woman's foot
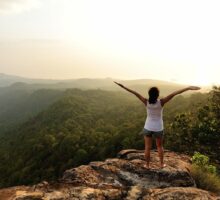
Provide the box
[143,164,150,169]
[160,163,166,169]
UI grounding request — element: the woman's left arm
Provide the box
[160,86,201,106]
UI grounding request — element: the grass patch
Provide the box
[190,164,220,194]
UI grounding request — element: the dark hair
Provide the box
[148,87,159,104]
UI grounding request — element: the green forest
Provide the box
[0,78,190,134]
[0,85,219,188]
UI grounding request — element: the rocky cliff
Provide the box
[0,149,219,200]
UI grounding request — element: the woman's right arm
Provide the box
[160,86,201,106]
[114,81,147,105]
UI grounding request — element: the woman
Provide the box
[114,81,200,169]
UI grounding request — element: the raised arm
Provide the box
[160,86,201,106]
[114,81,147,105]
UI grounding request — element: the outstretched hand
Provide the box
[114,81,124,88]
[188,86,201,90]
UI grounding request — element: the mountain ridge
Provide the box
[0,73,187,87]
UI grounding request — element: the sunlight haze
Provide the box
[0,0,220,86]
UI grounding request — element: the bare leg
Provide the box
[156,137,165,168]
[144,136,152,168]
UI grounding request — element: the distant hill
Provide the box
[0,88,64,134]
[0,73,193,94]
[0,74,208,134]
[0,73,187,90]
[0,73,59,87]
[0,73,211,93]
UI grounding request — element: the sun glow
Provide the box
[193,76,212,86]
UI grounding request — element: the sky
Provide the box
[0,0,220,86]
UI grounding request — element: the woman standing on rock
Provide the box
[114,81,200,169]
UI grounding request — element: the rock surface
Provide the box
[0,149,219,200]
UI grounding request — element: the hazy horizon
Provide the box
[1,0,220,86]
[0,72,186,83]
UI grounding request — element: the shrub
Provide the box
[192,152,217,174]
[190,152,220,194]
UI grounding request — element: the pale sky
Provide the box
[0,0,220,86]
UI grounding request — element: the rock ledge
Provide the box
[0,149,219,200]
